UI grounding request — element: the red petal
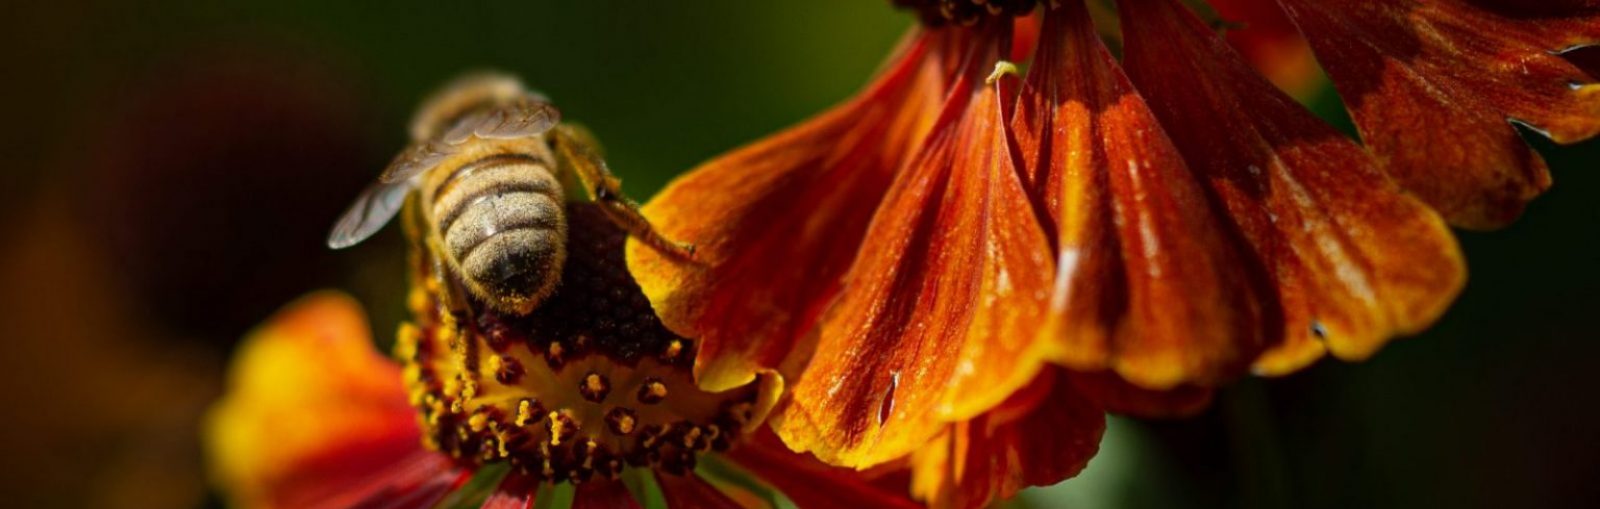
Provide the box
[626,29,953,392]
[571,481,642,509]
[1068,371,1213,419]
[1120,0,1467,372]
[1276,0,1600,228]
[911,370,1105,509]
[657,473,746,509]
[480,472,540,509]
[291,449,468,509]
[981,372,1105,492]
[1015,1,1271,388]
[1470,0,1600,14]
[776,23,1058,466]
[1011,12,1042,62]
[727,431,921,509]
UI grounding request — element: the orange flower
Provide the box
[204,206,921,508]
[204,291,437,509]
[628,0,1598,507]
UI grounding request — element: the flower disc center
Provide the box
[398,205,761,483]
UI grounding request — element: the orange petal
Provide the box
[1120,0,1466,374]
[657,473,746,509]
[1068,371,1213,419]
[728,430,922,509]
[1276,0,1600,228]
[1016,2,1271,388]
[775,23,1058,467]
[911,370,1105,509]
[626,29,952,392]
[203,291,454,509]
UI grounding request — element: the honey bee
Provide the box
[329,73,692,315]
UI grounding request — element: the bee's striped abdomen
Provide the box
[431,153,567,314]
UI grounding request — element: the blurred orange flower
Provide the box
[629,0,1599,507]
[205,292,424,509]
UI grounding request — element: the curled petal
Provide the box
[911,370,1105,509]
[1120,0,1466,373]
[204,292,457,509]
[1016,2,1271,388]
[627,29,951,392]
[1276,0,1600,228]
[776,25,1058,467]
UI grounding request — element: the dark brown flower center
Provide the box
[398,204,761,483]
[893,0,1039,26]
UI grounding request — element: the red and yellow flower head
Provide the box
[205,206,925,508]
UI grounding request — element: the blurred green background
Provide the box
[2,1,1596,508]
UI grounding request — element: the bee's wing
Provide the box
[326,178,416,249]
[379,140,458,183]
[439,100,561,144]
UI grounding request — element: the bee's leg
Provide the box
[422,234,479,338]
[428,246,493,382]
[409,203,470,318]
[547,124,696,259]
[431,250,472,319]
[405,196,483,373]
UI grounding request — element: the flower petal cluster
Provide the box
[628,1,1599,506]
